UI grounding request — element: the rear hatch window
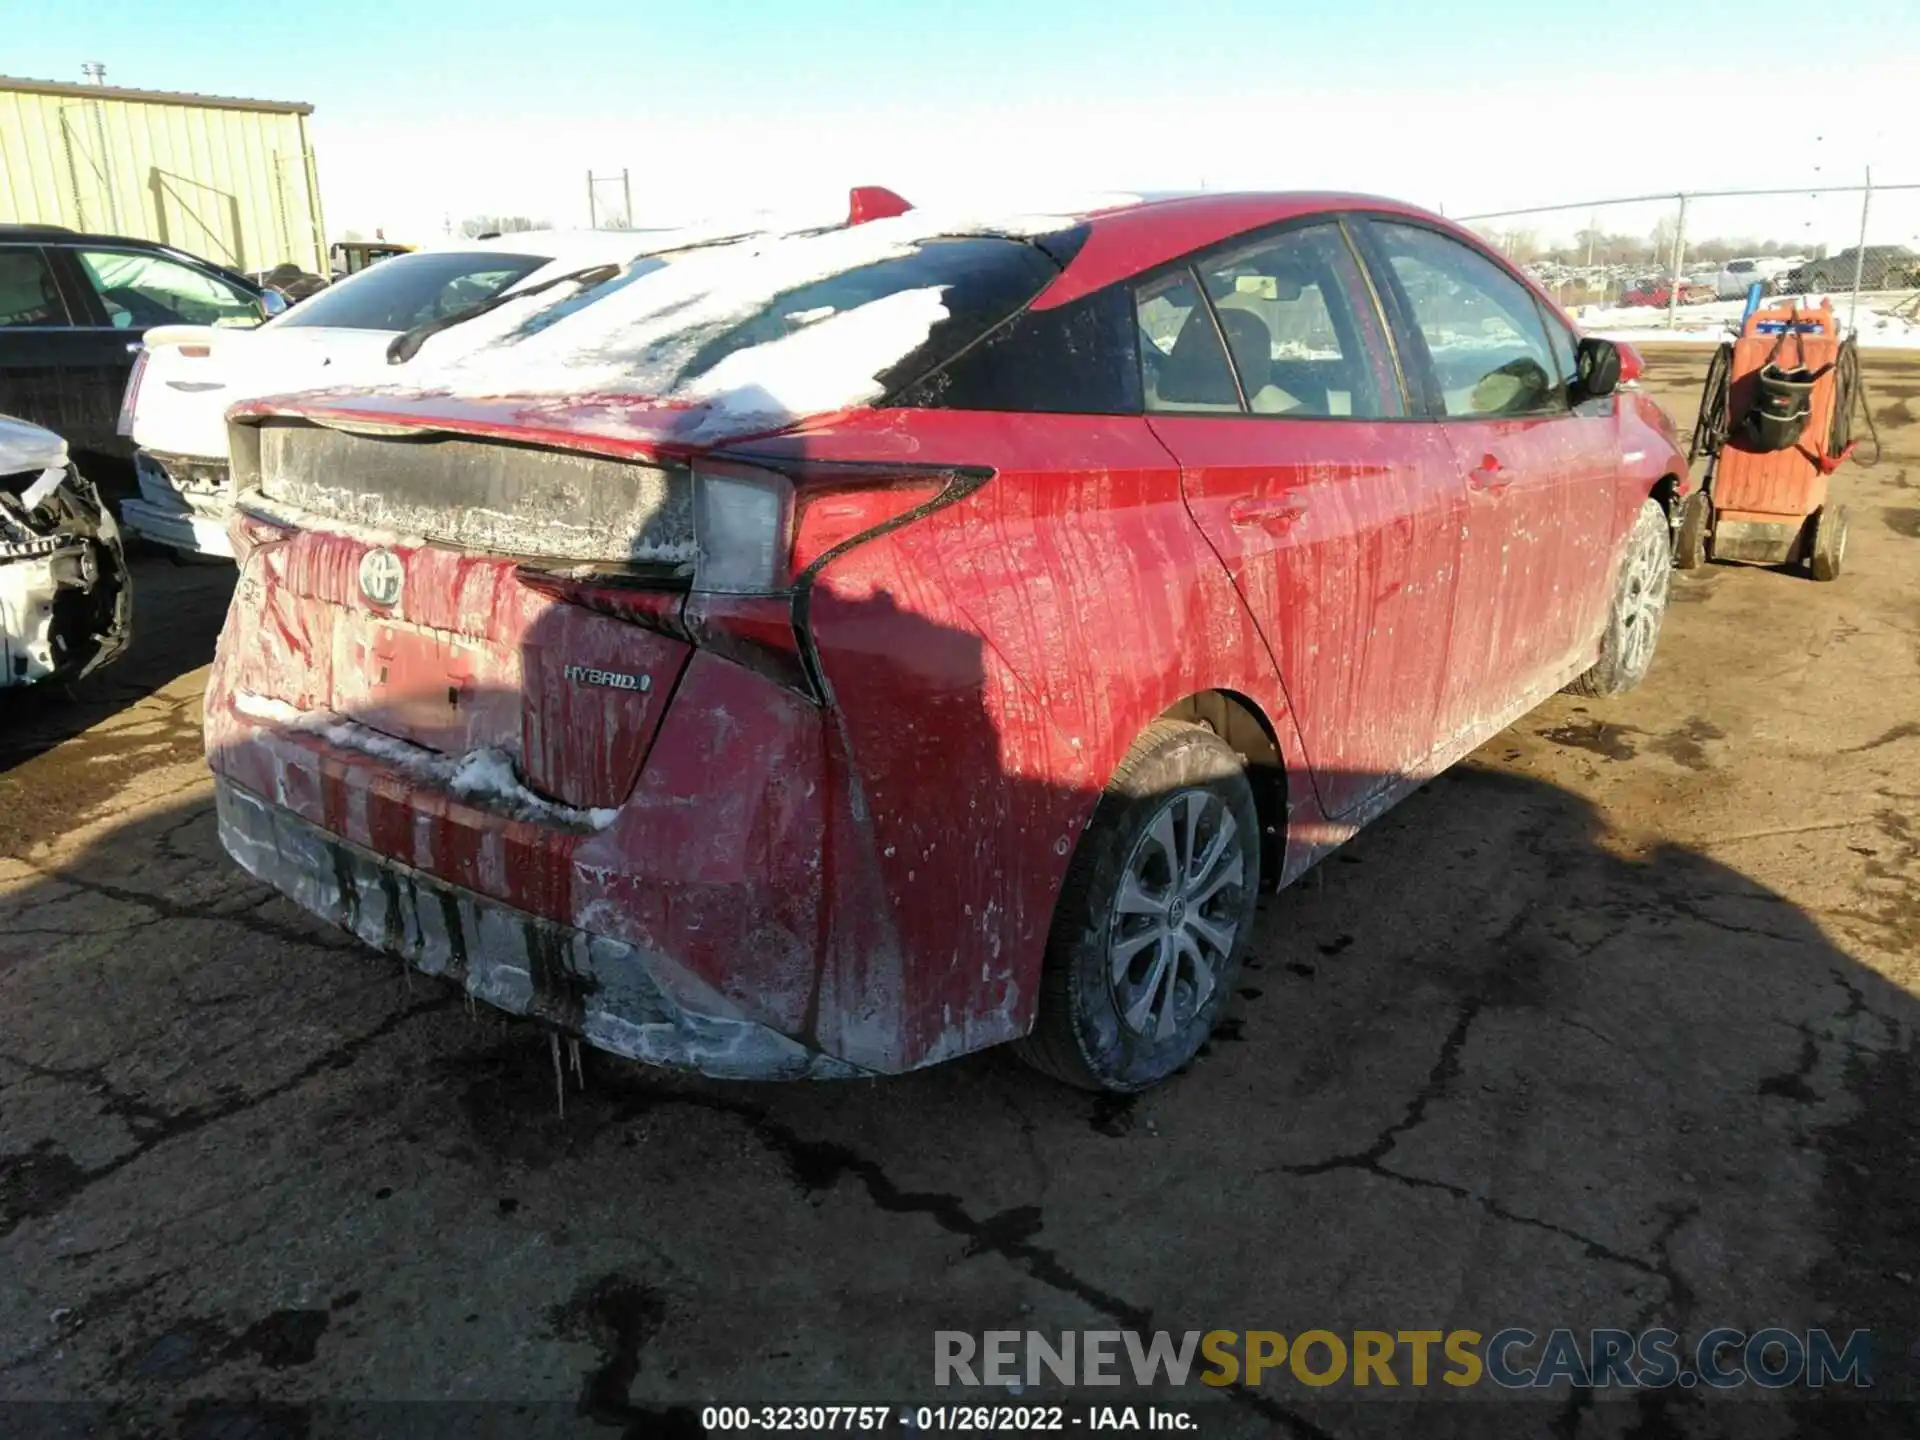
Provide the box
[403,215,1086,432]
[278,251,548,331]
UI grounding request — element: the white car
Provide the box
[1,413,131,690]
[120,230,672,558]
[1713,256,1795,300]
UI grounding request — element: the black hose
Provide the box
[1689,341,1732,467]
[1830,333,1882,468]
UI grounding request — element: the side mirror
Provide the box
[260,289,289,320]
[1573,336,1621,400]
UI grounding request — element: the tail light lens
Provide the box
[691,464,790,594]
[116,348,149,437]
[520,457,988,696]
[1616,341,1645,386]
[689,457,971,595]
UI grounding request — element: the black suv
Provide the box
[1778,245,1920,295]
[0,225,280,482]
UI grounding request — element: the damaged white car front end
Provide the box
[0,416,132,691]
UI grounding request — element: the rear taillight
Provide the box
[689,457,976,595]
[116,348,149,437]
[514,569,691,636]
[520,458,988,696]
[1617,341,1645,386]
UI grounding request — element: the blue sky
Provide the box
[6,0,1919,240]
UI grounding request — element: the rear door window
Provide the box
[280,251,547,331]
[1366,222,1566,419]
[0,247,71,327]
[893,283,1142,414]
[74,249,261,329]
[1137,269,1241,412]
[1195,223,1404,418]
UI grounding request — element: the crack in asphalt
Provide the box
[1281,995,1485,1180]
[0,1267,179,1377]
[5,850,361,955]
[467,1057,1341,1438]
[0,994,456,1240]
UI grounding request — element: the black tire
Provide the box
[1567,498,1672,698]
[1016,721,1259,1092]
[1674,490,1711,570]
[1810,503,1849,581]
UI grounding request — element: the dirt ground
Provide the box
[2,353,1917,1439]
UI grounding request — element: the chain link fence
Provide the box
[1459,179,1920,341]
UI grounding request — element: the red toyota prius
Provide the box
[206,191,1688,1091]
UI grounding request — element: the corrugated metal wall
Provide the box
[0,79,326,275]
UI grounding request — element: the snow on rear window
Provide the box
[396,207,1082,433]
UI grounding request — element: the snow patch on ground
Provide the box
[1574,294,1920,348]
[231,691,618,830]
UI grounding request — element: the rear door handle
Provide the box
[1468,455,1514,493]
[1227,497,1308,533]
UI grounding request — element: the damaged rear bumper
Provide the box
[124,450,236,558]
[214,777,868,1081]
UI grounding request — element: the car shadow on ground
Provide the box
[2,578,1917,1439]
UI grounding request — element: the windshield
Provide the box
[279,250,546,332]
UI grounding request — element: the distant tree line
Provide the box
[1473,222,1830,268]
[458,215,549,238]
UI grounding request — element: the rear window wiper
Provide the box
[386,262,624,365]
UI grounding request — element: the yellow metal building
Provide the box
[0,75,327,276]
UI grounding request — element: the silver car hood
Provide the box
[0,413,68,475]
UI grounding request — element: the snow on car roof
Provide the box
[395,202,1094,438]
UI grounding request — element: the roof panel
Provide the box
[0,75,311,116]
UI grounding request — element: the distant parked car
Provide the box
[252,263,331,304]
[124,231,672,558]
[0,226,283,483]
[1714,258,1768,300]
[328,240,415,276]
[1711,256,1798,300]
[0,412,131,692]
[1778,246,1920,294]
[1620,275,1714,307]
[205,190,1690,1092]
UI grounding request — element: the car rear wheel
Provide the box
[1566,498,1672,697]
[1810,503,1849,581]
[1016,721,1259,1092]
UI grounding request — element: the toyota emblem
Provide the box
[358,548,404,608]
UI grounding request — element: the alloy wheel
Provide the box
[1108,790,1247,1040]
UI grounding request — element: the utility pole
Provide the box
[1665,192,1688,332]
[1847,166,1872,335]
[79,62,121,231]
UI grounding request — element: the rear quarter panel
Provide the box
[776,409,1307,1065]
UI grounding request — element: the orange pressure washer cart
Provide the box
[1676,297,1877,580]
